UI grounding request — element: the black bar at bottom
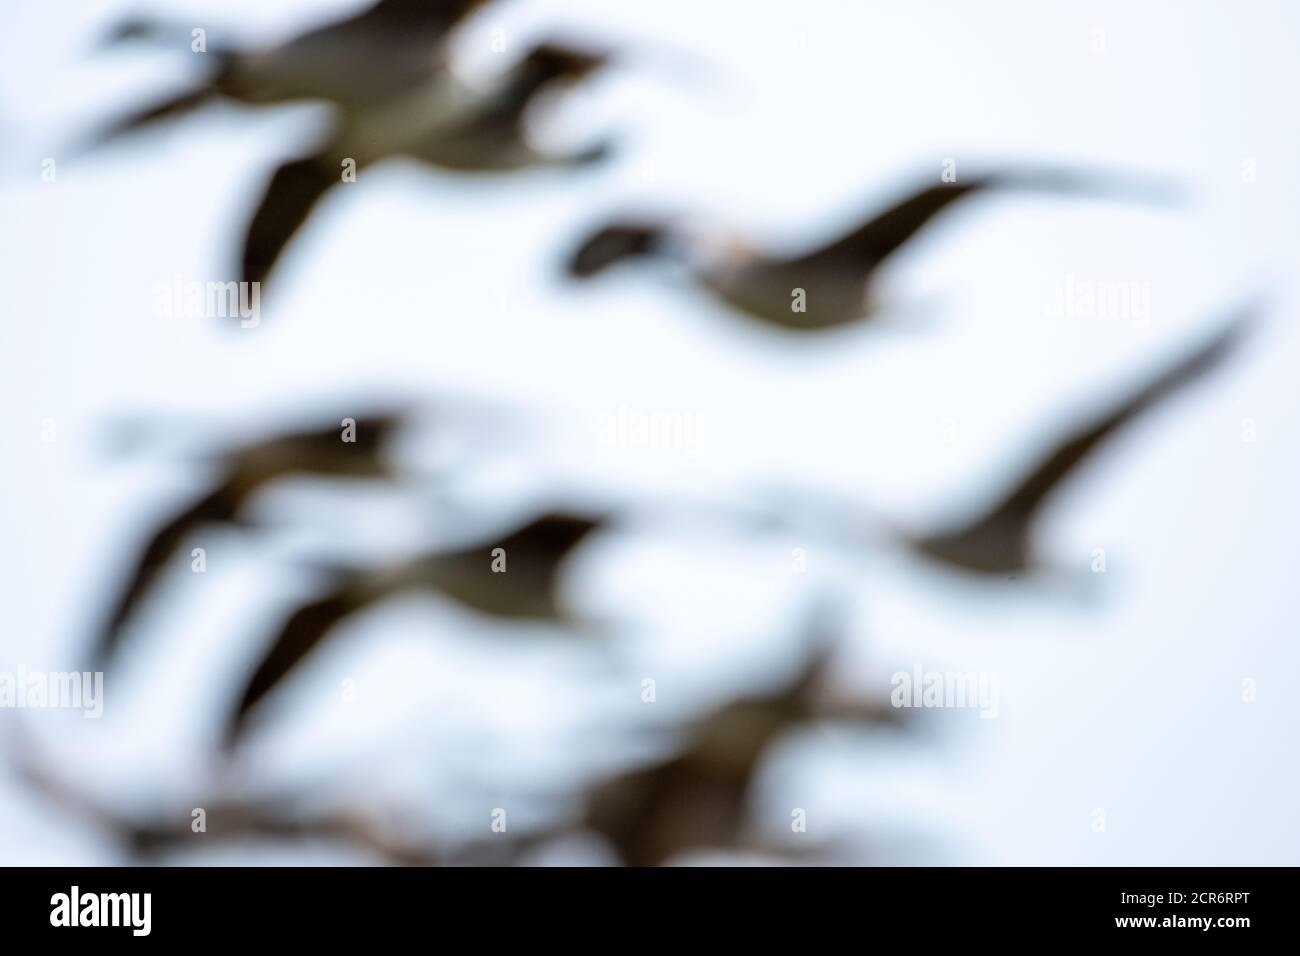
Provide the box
[0,867,1285,942]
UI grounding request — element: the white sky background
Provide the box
[1,0,1299,864]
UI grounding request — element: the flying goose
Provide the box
[238,40,615,288]
[224,510,608,745]
[92,410,408,669]
[577,600,903,865]
[84,0,489,150]
[909,307,1254,578]
[566,169,1178,332]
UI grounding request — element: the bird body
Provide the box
[911,520,1030,577]
[221,2,469,110]
[701,252,872,331]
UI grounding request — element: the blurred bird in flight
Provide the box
[567,168,1180,332]
[239,39,616,288]
[573,598,903,864]
[91,410,408,670]
[907,306,1255,580]
[224,510,609,745]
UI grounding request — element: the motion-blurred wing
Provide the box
[94,485,233,667]
[968,310,1253,532]
[803,167,1171,270]
[799,181,988,267]
[240,156,338,288]
[226,588,366,745]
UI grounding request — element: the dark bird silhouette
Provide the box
[582,686,819,865]
[576,601,902,865]
[3,720,445,865]
[92,411,407,669]
[910,308,1254,578]
[567,168,1179,332]
[225,510,607,745]
[238,40,615,287]
[83,0,488,151]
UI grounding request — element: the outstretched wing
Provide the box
[795,181,989,268]
[239,156,338,288]
[94,485,234,667]
[800,167,1175,270]
[225,588,368,746]
[969,310,1253,531]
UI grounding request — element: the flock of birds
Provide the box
[18,0,1259,865]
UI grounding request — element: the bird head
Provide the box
[566,221,669,279]
[97,15,165,49]
[522,41,614,84]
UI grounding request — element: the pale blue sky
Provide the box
[2,0,1299,864]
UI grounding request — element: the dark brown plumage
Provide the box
[241,158,339,289]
